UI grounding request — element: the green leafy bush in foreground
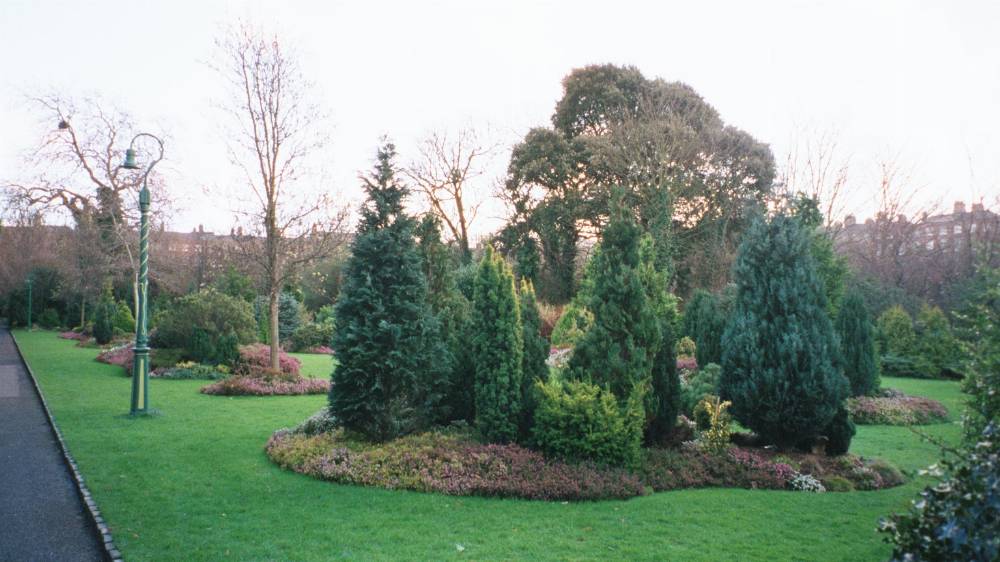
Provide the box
[880,423,1000,561]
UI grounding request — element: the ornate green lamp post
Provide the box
[25,275,33,329]
[120,134,164,415]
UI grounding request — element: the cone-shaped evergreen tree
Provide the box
[567,196,659,401]
[683,289,726,367]
[472,246,524,443]
[639,233,680,442]
[836,292,879,396]
[518,279,549,439]
[719,214,850,451]
[329,141,448,442]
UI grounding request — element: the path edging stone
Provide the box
[11,330,122,562]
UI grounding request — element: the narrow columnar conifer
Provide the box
[329,141,448,442]
[836,292,879,396]
[719,214,850,451]
[639,234,680,442]
[472,246,523,443]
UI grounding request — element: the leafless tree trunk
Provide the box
[215,23,346,369]
[405,128,495,263]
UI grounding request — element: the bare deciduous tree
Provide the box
[216,23,346,368]
[779,127,852,234]
[405,128,495,263]
[2,94,170,311]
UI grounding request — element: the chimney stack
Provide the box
[844,215,856,226]
[954,201,966,214]
[972,202,985,213]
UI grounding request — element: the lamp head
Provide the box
[122,148,140,170]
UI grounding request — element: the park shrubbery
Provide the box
[151,289,256,365]
[876,304,962,379]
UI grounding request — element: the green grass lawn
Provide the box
[14,330,963,561]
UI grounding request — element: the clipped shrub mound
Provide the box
[846,389,949,425]
[266,429,646,501]
[266,424,906,501]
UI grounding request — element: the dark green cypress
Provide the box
[836,292,879,396]
[567,196,659,401]
[472,246,524,443]
[683,289,726,367]
[329,141,448,442]
[518,279,549,440]
[719,215,850,451]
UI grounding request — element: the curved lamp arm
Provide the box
[124,133,165,181]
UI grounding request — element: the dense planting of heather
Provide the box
[265,425,906,500]
[641,443,905,493]
[201,344,325,396]
[96,344,133,374]
[266,430,645,501]
[202,376,328,396]
[846,389,949,425]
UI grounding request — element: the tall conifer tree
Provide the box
[639,234,680,441]
[567,196,659,400]
[472,246,524,443]
[329,141,447,442]
[837,292,879,396]
[719,215,850,451]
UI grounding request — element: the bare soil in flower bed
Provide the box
[265,424,906,501]
[846,388,949,425]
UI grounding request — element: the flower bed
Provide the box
[265,424,906,501]
[201,374,328,396]
[304,345,334,355]
[59,331,89,342]
[266,430,645,501]
[96,344,133,374]
[640,443,903,493]
[235,344,302,377]
[152,362,228,380]
[846,389,949,425]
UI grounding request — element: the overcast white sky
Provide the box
[2,0,998,237]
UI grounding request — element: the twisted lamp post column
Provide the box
[121,134,163,415]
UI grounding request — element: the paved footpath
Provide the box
[0,327,104,561]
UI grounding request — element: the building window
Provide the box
[954,225,962,234]
[926,240,934,250]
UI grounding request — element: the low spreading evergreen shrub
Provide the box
[531,379,645,468]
